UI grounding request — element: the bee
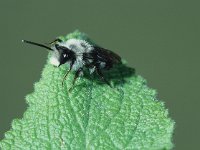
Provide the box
[22,37,121,91]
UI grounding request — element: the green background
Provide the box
[0,0,199,149]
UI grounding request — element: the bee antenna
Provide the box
[22,40,53,51]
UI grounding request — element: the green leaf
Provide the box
[0,30,174,150]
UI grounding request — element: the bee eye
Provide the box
[63,54,67,58]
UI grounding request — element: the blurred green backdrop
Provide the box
[0,0,199,149]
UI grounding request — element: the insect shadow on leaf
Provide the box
[76,63,136,89]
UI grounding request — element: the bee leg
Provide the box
[96,67,111,87]
[68,68,83,92]
[62,60,75,86]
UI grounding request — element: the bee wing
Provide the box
[93,46,121,64]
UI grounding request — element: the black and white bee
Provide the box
[22,38,121,90]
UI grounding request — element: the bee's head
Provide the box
[22,38,74,67]
[51,42,74,67]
